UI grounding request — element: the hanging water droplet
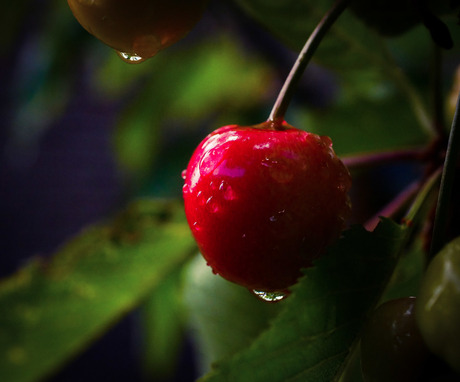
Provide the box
[181,169,187,180]
[116,51,146,64]
[252,290,287,302]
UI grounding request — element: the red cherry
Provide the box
[182,120,351,292]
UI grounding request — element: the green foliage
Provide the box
[200,220,407,382]
[183,254,283,373]
[1,0,459,381]
[0,200,195,382]
[140,268,186,379]
[99,34,273,180]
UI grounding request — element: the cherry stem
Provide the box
[267,0,350,124]
[429,90,460,258]
[342,147,425,169]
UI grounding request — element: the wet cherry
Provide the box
[182,120,351,293]
[67,0,208,61]
[360,297,431,382]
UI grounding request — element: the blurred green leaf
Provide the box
[112,94,162,178]
[0,199,195,382]
[233,0,387,71]
[382,240,425,301]
[98,33,274,180]
[140,267,186,380]
[200,219,407,382]
[7,0,86,152]
[294,91,428,156]
[183,254,283,375]
[235,0,434,139]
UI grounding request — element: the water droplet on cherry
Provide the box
[192,222,202,232]
[218,180,237,201]
[117,51,146,64]
[252,290,287,302]
[206,196,220,213]
[198,191,206,206]
[263,157,294,183]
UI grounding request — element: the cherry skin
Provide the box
[67,0,208,61]
[182,120,351,292]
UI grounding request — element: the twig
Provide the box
[268,0,350,124]
[342,148,425,169]
[364,180,421,231]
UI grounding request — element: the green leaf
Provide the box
[103,32,273,180]
[382,240,425,302]
[183,254,284,375]
[234,0,385,71]
[0,199,196,382]
[234,0,433,138]
[293,91,428,156]
[200,219,408,382]
[140,268,186,380]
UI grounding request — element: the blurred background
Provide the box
[0,1,299,380]
[1,0,459,381]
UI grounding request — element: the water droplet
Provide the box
[192,222,202,232]
[206,196,220,213]
[181,169,187,180]
[261,157,272,167]
[252,290,288,302]
[116,51,146,64]
[218,181,237,201]
[263,157,294,183]
[321,136,333,148]
[198,191,206,206]
[224,186,237,200]
[269,209,286,223]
